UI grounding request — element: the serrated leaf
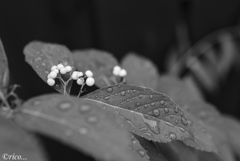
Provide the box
[14,94,149,161]
[0,39,9,95]
[157,75,237,161]
[121,53,159,89]
[72,49,119,88]
[23,41,74,90]
[0,116,46,161]
[83,83,217,152]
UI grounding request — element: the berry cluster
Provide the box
[47,63,95,97]
[113,66,127,77]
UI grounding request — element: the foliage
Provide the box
[1,29,240,161]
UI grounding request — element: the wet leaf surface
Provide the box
[0,116,46,161]
[14,94,149,161]
[157,75,240,161]
[83,83,217,152]
[72,49,119,88]
[121,53,159,89]
[0,39,9,95]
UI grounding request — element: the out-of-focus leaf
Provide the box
[121,53,159,89]
[23,41,74,94]
[0,39,9,95]
[0,116,46,161]
[14,94,149,161]
[157,75,238,161]
[83,83,217,152]
[72,50,119,88]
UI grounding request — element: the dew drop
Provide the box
[79,105,91,113]
[169,133,177,140]
[164,108,169,113]
[165,122,174,127]
[181,117,188,125]
[133,90,137,93]
[115,93,118,96]
[139,95,143,98]
[142,116,160,134]
[153,109,160,116]
[165,134,169,138]
[174,107,179,113]
[149,95,154,99]
[87,115,99,124]
[127,90,130,94]
[136,102,141,106]
[132,97,135,100]
[187,120,192,126]
[33,100,41,106]
[140,127,148,132]
[104,96,110,100]
[175,120,179,124]
[160,100,165,105]
[144,104,148,108]
[132,139,137,144]
[126,99,130,102]
[150,102,155,106]
[121,91,126,96]
[170,115,174,118]
[107,88,113,92]
[138,150,146,157]
[58,102,72,111]
[144,132,153,138]
[79,127,88,135]
[179,127,186,132]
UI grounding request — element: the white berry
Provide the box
[86,77,95,86]
[52,69,59,74]
[47,78,55,86]
[65,66,72,72]
[48,71,57,79]
[119,69,127,77]
[85,70,93,77]
[76,71,83,77]
[51,65,57,71]
[77,78,84,85]
[57,63,64,70]
[71,71,78,80]
[60,68,67,74]
[113,66,121,76]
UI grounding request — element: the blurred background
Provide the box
[1,0,240,160]
[1,0,240,117]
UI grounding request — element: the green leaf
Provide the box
[72,49,119,88]
[121,53,159,89]
[0,116,47,161]
[83,83,217,153]
[23,41,74,94]
[14,94,149,161]
[0,39,9,95]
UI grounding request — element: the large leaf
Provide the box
[121,53,159,89]
[14,94,149,161]
[0,116,46,161]
[23,41,74,94]
[72,49,119,88]
[157,75,238,161]
[83,83,217,153]
[0,39,9,95]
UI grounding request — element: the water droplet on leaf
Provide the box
[120,91,126,96]
[79,105,91,113]
[58,102,72,111]
[153,109,160,116]
[149,95,153,99]
[164,108,169,113]
[107,88,113,92]
[138,150,146,157]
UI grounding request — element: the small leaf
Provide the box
[0,116,47,161]
[72,49,119,88]
[23,41,74,82]
[0,39,9,95]
[121,53,159,89]
[14,94,149,161]
[83,83,217,152]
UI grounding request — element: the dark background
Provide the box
[1,0,240,160]
[1,0,240,115]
